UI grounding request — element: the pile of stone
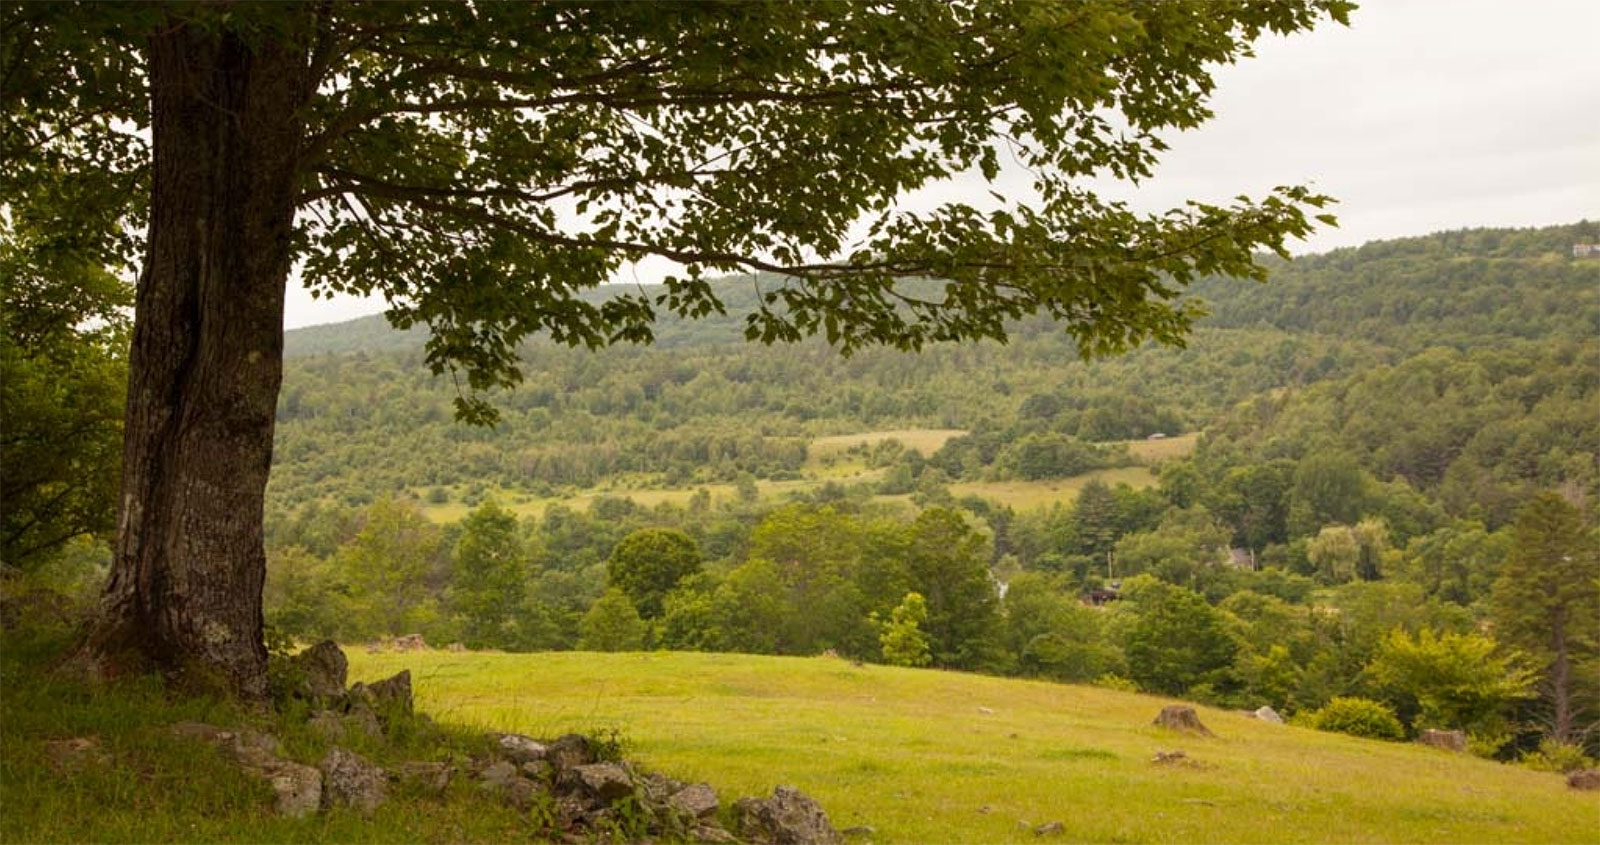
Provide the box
[472,731,841,843]
[172,641,841,843]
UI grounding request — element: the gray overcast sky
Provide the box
[284,0,1600,329]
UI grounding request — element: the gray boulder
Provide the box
[568,762,635,804]
[292,640,348,701]
[1566,769,1600,790]
[1252,706,1284,724]
[395,761,453,795]
[319,747,388,816]
[693,824,739,843]
[267,762,324,819]
[545,733,596,771]
[349,669,413,719]
[669,782,720,819]
[492,732,548,764]
[172,721,326,818]
[735,785,843,845]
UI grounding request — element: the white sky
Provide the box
[284,0,1600,329]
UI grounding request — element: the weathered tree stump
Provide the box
[1417,729,1466,752]
[1153,706,1214,736]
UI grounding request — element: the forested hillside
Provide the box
[270,223,1597,509]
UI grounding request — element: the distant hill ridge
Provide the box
[285,222,1599,358]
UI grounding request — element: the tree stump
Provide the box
[1153,706,1214,736]
[1417,729,1466,752]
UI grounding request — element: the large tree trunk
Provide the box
[82,19,308,700]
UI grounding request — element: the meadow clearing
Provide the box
[351,649,1598,844]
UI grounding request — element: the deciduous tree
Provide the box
[4,0,1349,697]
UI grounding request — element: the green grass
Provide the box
[0,632,546,843]
[808,428,968,459]
[1120,432,1199,463]
[5,634,1594,843]
[347,650,1597,844]
[950,466,1157,510]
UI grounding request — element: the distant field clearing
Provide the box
[950,466,1157,510]
[349,650,1596,844]
[1120,431,1199,462]
[808,428,967,458]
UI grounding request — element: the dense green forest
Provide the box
[12,224,1600,769]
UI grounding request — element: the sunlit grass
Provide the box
[1119,432,1199,463]
[950,466,1157,510]
[349,650,1596,844]
[808,428,968,459]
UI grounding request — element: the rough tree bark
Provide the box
[81,19,308,699]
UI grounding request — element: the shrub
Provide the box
[1301,697,1405,741]
[1520,739,1596,773]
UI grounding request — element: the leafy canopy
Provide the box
[4,1,1348,422]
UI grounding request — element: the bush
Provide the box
[1520,739,1596,773]
[1301,697,1405,741]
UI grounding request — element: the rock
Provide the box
[227,731,286,771]
[735,785,843,845]
[1035,821,1066,836]
[172,721,321,817]
[1252,706,1284,724]
[1567,769,1600,790]
[43,736,111,771]
[479,760,520,787]
[640,771,687,803]
[308,709,347,742]
[396,761,453,795]
[491,732,548,764]
[693,824,739,843]
[171,722,281,769]
[392,633,428,651]
[670,782,720,818]
[568,762,635,804]
[545,733,596,771]
[1151,748,1211,770]
[171,721,234,744]
[1417,729,1466,752]
[292,640,348,701]
[842,825,878,838]
[446,642,467,652]
[1153,706,1214,736]
[480,773,541,811]
[319,747,388,816]
[977,706,995,715]
[522,760,554,782]
[349,669,413,719]
[267,762,323,819]
[344,700,385,738]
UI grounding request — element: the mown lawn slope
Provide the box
[352,649,1598,844]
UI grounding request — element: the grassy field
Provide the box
[949,466,1157,510]
[1121,432,1199,463]
[808,429,968,459]
[417,426,1168,522]
[350,650,1597,844]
